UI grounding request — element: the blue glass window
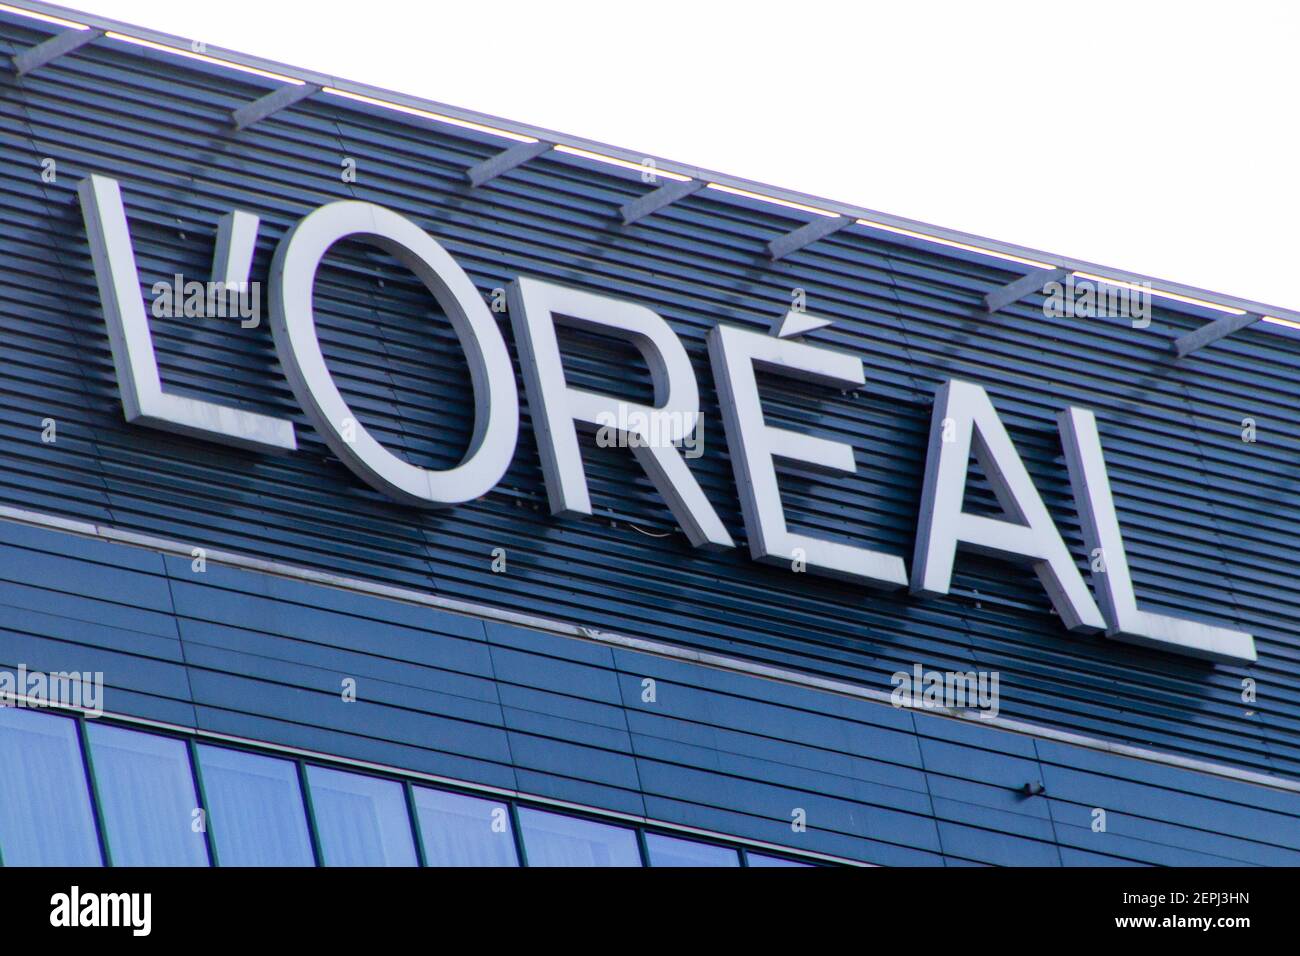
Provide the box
[86,724,207,866]
[197,746,314,866]
[517,808,641,867]
[0,709,100,866]
[305,766,417,866]
[645,832,739,867]
[747,851,812,867]
[413,787,518,867]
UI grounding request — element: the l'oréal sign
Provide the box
[76,174,1256,665]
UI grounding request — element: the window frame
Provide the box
[0,711,830,869]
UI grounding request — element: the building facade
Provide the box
[0,2,1297,867]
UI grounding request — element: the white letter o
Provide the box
[269,201,518,505]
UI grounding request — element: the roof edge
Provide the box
[5,0,1298,330]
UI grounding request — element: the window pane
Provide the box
[645,832,739,867]
[517,808,641,867]
[197,746,314,866]
[0,709,100,865]
[86,724,207,866]
[306,766,416,866]
[747,852,812,867]
[413,788,517,867]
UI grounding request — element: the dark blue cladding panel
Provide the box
[0,517,1297,864]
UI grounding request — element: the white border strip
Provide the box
[1,503,1296,798]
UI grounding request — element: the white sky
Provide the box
[35,0,1300,312]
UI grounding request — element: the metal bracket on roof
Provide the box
[620,178,705,225]
[10,27,103,76]
[768,215,852,261]
[1171,312,1261,358]
[465,140,551,187]
[231,82,321,131]
[984,266,1069,313]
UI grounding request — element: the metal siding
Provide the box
[0,15,1298,863]
[0,516,1297,864]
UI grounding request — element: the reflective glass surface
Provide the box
[517,807,641,867]
[197,745,314,866]
[306,766,417,866]
[645,832,740,867]
[0,709,101,866]
[412,787,518,867]
[86,723,207,866]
